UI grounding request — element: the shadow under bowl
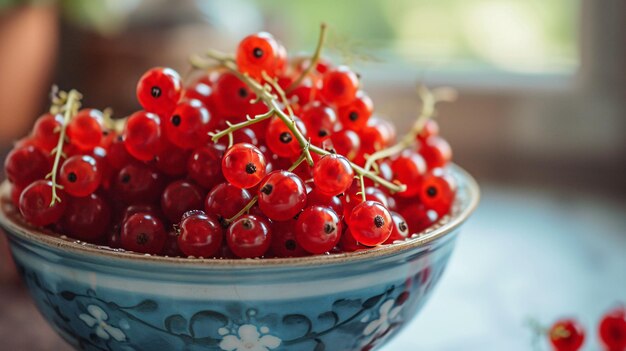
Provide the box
[0,164,479,351]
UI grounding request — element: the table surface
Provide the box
[1,183,625,350]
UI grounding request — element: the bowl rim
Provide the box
[0,164,479,268]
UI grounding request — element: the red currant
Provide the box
[107,135,135,170]
[213,72,253,117]
[319,66,359,107]
[340,227,367,252]
[420,135,452,169]
[420,168,457,217]
[165,99,212,149]
[301,102,337,145]
[121,212,167,254]
[155,141,191,177]
[327,129,360,161]
[67,109,104,151]
[61,193,111,241]
[385,211,409,244]
[349,201,392,246]
[399,203,438,235]
[417,120,439,141]
[59,155,102,197]
[265,116,307,159]
[161,180,204,223]
[307,186,344,218]
[222,143,267,189]
[177,213,223,257]
[295,206,342,254]
[32,113,63,152]
[549,319,585,351]
[204,183,252,223]
[236,32,281,79]
[390,149,427,198]
[123,111,163,161]
[4,145,50,188]
[136,67,182,117]
[227,214,272,258]
[270,220,308,258]
[188,144,225,189]
[337,91,373,131]
[19,180,66,227]
[113,163,164,204]
[258,170,307,221]
[599,307,626,351]
[312,154,354,196]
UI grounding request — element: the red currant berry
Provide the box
[258,170,307,221]
[337,91,373,131]
[121,203,162,224]
[417,120,439,141]
[295,206,342,254]
[188,144,225,189]
[184,81,213,107]
[107,135,135,170]
[227,214,272,258]
[10,183,23,206]
[340,227,367,252]
[32,113,63,152]
[270,220,308,258]
[390,149,427,198]
[121,212,167,254]
[136,67,182,117]
[113,163,164,204]
[222,143,267,189]
[161,180,204,223]
[177,213,223,257]
[313,154,354,196]
[385,211,409,244]
[213,72,253,117]
[278,75,317,111]
[327,129,360,161]
[420,135,452,169]
[217,127,259,149]
[59,155,102,197]
[599,307,626,351]
[123,111,163,161]
[349,201,393,246]
[420,168,457,217]
[265,116,307,159]
[19,180,66,227]
[319,66,359,107]
[307,187,344,218]
[549,319,585,351]
[61,193,111,241]
[205,183,252,222]
[4,145,50,188]
[236,32,281,79]
[165,99,211,149]
[155,141,191,177]
[399,203,438,235]
[301,102,337,145]
[67,109,104,151]
[163,229,182,257]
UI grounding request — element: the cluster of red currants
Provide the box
[542,306,626,351]
[4,30,456,259]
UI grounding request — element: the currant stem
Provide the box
[48,89,82,206]
[210,109,275,143]
[362,85,456,173]
[358,175,366,202]
[286,23,328,94]
[226,195,258,223]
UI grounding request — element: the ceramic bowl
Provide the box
[0,165,478,351]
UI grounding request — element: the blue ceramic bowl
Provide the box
[0,165,478,351]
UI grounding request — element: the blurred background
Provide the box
[0,0,624,350]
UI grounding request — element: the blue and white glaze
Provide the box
[0,165,478,351]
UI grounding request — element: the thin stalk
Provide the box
[286,23,328,93]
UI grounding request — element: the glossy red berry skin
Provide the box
[121,212,167,254]
[10,183,23,206]
[136,67,182,117]
[4,145,50,188]
[177,213,223,257]
[319,66,359,107]
[313,154,354,196]
[349,201,393,246]
[222,143,267,189]
[59,155,102,197]
[184,81,213,108]
[420,168,457,217]
[420,135,452,169]
[599,307,626,351]
[204,183,252,222]
[32,113,63,152]
[337,91,373,131]
[155,141,191,177]
[417,120,439,141]
[213,72,253,117]
[399,203,438,235]
[67,109,104,151]
[391,149,427,198]
[301,102,337,145]
[161,180,205,223]
[107,135,135,170]
[19,180,66,227]
[385,211,409,244]
[188,144,225,189]
[307,187,344,218]
[295,206,342,254]
[265,116,307,159]
[236,32,281,79]
[269,220,308,258]
[227,215,272,258]
[123,111,163,161]
[165,99,211,149]
[258,170,307,221]
[327,129,360,161]
[113,163,164,204]
[340,227,367,252]
[549,319,585,351]
[61,193,111,241]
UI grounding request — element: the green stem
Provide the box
[226,195,258,223]
[211,109,275,143]
[286,23,328,94]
